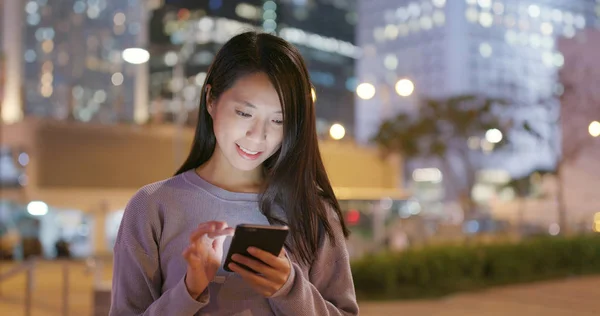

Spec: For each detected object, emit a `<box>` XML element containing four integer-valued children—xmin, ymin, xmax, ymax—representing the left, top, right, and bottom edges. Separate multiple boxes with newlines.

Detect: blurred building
<box><xmin>555</xmin><ymin>28</ymin><xmax>600</xmax><ymax>230</ymax></box>
<box><xmin>147</xmin><ymin>0</ymin><xmax>360</xmax><ymax>136</ymax></box>
<box><xmin>354</xmin><ymin>0</ymin><xmax>599</xmax><ymax>216</ymax></box>
<box><xmin>1</xmin><ymin>0</ymin><xmax>161</xmax><ymax>125</ymax></box>
<box><xmin>1</xmin><ymin>118</ymin><xmax>406</xmax><ymax>258</ymax></box>
<box><xmin>355</xmin><ymin>0</ymin><xmax>599</xmax><ymax>144</ymax></box>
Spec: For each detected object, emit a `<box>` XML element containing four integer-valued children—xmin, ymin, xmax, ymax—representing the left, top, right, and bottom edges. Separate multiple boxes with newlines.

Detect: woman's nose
<box><xmin>246</xmin><ymin>120</ymin><xmax>267</xmax><ymax>141</ymax></box>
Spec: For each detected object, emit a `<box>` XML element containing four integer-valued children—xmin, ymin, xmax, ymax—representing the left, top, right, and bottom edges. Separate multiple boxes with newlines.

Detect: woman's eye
<box><xmin>235</xmin><ymin>110</ymin><xmax>251</xmax><ymax>118</ymax></box>
<box><xmin>273</xmin><ymin>119</ymin><xmax>283</xmax><ymax>125</ymax></box>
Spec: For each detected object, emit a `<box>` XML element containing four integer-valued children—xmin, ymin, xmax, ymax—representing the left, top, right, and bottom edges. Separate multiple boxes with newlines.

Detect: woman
<box><xmin>109</xmin><ymin>31</ymin><xmax>358</xmax><ymax>315</ymax></box>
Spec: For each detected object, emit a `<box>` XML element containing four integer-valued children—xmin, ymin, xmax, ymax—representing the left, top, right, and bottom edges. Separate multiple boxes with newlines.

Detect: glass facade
<box><xmin>20</xmin><ymin>0</ymin><xmax>144</xmax><ymax>123</ymax></box>
<box><xmin>148</xmin><ymin>0</ymin><xmax>359</xmax><ymax>136</ymax></box>
<box><xmin>356</xmin><ymin>0</ymin><xmax>599</xmax><ymax>144</ymax></box>
<box><xmin>355</xmin><ymin>0</ymin><xmax>599</xmax><ymax>216</ymax></box>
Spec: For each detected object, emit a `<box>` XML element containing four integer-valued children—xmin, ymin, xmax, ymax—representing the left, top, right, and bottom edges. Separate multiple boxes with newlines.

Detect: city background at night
<box><xmin>2</xmin><ymin>0</ymin><xmax>600</xmax><ymax>315</ymax></box>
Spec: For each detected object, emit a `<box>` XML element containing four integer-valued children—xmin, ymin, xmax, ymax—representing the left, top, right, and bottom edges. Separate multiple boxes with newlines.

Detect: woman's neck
<box><xmin>195</xmin><ymin>150</ymin><xmax>264</xmax><ymax>194</ymax></box>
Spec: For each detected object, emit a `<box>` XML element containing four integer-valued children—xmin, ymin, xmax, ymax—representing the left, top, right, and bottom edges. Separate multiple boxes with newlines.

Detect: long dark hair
<box><xmin>175</xmin><ymin>31</ymin><xmax>349</xmax><ymax>265</ymax></box>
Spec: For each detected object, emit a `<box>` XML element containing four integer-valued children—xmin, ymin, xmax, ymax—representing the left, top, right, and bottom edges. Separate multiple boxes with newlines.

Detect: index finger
<box><xmin>190</xmin><ymin>221</ymin><xmax>229</xmax><ymax>242</ymax></box>
<box><xmin>207</xmin><ymin>227</ymin><xmax>235</xmax><ymax>239</ymax></box>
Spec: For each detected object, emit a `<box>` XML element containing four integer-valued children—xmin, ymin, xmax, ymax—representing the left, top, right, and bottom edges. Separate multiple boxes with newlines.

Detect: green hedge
<box><xmin>351</xmin><ymin>235</ymin><xmax>600</xmax><ymax>300</ymax></box>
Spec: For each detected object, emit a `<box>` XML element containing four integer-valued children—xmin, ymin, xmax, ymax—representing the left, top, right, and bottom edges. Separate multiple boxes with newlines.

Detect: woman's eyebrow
<box><xmin>237</xmin><ymin>99</ymin><xmax>282</xmax><ymax>114</ymax></box>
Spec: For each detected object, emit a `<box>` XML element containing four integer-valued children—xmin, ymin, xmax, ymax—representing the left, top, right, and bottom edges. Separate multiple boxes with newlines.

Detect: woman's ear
<box><xmin>205</xmin><ymin>85</ymin><xmax>214</xmax><ymax>116</ymax></box>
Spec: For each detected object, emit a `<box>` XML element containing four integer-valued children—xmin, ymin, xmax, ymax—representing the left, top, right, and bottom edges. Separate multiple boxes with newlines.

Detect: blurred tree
<box><xmin>372</xmin><ymin>95</ymin><xmax>536</xmax><ymax>218</ymax></box>
<box><xmin>504</xmin><ymin>175</ymin><xmax>531</xmax><ymax>229</ymax></box>
<box><xmin>501</xmin><ymin>169</ymin><xmax>555</xmax><ymax>232</ymax></box>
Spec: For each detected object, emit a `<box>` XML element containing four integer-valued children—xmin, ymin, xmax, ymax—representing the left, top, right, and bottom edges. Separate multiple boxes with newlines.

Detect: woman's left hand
<box><xmin>228</xmin><ymin>247</ymin><xmax>291</xmax><ymax>297</ymax></box>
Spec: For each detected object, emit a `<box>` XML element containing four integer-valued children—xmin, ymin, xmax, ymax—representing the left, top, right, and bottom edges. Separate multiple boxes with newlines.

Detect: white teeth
<box><xmin>239</xmin><ymin>145</ymin><xmax>259</xmax><ymax>155</ymax></box>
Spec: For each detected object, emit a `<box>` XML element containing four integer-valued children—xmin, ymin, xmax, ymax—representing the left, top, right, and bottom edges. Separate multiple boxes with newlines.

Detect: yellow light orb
<box><xmin>356</xmin><ymin>83</ymin><xmax>376</xmax><ymax>100</ymax></box>
<box><xmin>329</xmin><ymin>123</ymin><xmax>346</xmax><ymax>140</ymax></box>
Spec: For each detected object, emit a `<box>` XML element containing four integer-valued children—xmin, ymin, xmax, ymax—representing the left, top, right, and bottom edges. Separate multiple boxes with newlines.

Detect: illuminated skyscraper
<box><xmin>149</xmin><ymin>0</ymin><xmax>360</xmax><ymax>136</ymax></box>
<box><xmin>355</xmin><ymin>0</ymin><xmax>599</xmax><ymax>212</ymax></box>
<box><xmin>1</xmin><ymin>0</ymin><xmax>155</xmax><ymax>124</ymax></box>
<box><xmin>355</xmin><ymin>0</ymin><xmax>599</xmax><ymax>145</ymax></box>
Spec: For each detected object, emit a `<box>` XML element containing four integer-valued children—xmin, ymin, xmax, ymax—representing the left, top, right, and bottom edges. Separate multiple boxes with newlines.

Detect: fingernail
<box><xmin>247</xmin><ymin>247</ymin><xmax>256</xmax><ymax>253</ymax></box>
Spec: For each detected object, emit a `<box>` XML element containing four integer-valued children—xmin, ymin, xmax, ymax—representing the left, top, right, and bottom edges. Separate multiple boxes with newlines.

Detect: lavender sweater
<box><xmin>109</xmin><ymin>170</ymin><xmax>359</xmax><ymax>316</ymax></box>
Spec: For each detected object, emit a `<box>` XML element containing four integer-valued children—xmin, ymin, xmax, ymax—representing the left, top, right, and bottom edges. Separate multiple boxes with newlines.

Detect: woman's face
<box><xmin>207</xmin><ymin>72</ymin><xmax>284</xmax><ymax>172</ymax></box>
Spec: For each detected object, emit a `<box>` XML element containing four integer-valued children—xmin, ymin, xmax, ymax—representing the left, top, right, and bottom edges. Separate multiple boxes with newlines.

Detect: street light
<box><xmin>121</xmin><ymin>47</ymin><xmax>150</xmax><ymax>124</ymax></box>
<box><xmin>485</xmin><ymin>128</ymin><xmax>503</xmax><ymax>144</ymax></box>
<box><xmin>395</xmin><ymin>78</ymin><xmax>414</xmax><ymax>97</ymax></box>
<box><xmin>330</xmin><ymin>123</ymin><xmax>346</xmax><ymax>140</ymax></box>
<box><xmin>27</xmin><ymin>201</ymin><xmax>48</xmax><ymax>216</ymax></box>
<box><xmin>357</xmin><ymin>79</ymin><xmax>416</xmax><ymax>100</ymax></box>
<box><xmin>356</xmin><ymin>83</ymin><xmax>376</xmax><ymax>100</ymax></box>
<box><xmin>589</xmin><ymin>121</ymin><xmax>600</xmax><ymax>137</ymax></box>
<box><xmin>122</xmin><ymin>48</ymin><xmax>150</xmax><ymax>64</ymax></box>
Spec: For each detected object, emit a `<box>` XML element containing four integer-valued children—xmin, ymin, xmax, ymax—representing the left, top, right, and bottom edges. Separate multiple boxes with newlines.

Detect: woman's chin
<box><xmin>230</xmin><ymin>159</ymin><xmax>264</xmax><ymax>172</ymax></box>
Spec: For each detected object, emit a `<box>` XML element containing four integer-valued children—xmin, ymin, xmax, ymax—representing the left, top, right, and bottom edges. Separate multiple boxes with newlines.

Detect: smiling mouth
<box><xmin>237</xmin><ymin>144</ymin><xmax>261</xmax><ymax>155</ymax></box>
<box><xmin>236</xmin><ymin>144</ymin><xmax>263</xmax><ymax>160</ymax></box>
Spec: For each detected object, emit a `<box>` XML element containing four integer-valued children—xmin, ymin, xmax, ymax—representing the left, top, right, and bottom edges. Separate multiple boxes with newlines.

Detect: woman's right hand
<box><xmin>182</xmin><ymin>221</ymin><xmax>234</xmax><ymax>298</ymax></box>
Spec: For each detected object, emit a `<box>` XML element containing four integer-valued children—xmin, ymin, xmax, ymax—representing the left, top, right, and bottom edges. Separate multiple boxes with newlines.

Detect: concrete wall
<box><xmin>319</xmin><ymin>139</ymin><xmax>400</xmax><ymax>190</ymax></box>
<box><xmin>2</xmin><ymin>118</ymin><xmax>403</xmax><ymax>194</ymax></box>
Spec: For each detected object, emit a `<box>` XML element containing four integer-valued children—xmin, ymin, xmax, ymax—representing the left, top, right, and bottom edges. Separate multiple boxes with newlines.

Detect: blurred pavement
<box><xmin>359</xmin><ymin>275</ymin><xmax>600</xmax><ymax>316</ymax></box>
<box><xmin>1</xmin><ymin>261</ymin><xmax>600</xmax><ymax>316</ymax></box>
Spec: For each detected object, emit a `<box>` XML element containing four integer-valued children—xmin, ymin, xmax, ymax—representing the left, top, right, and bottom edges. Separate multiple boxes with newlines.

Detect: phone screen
<box><xmin>223</xmin><ymin>224</ymin><xmax>289</xmax><ymax>273</ymax></box>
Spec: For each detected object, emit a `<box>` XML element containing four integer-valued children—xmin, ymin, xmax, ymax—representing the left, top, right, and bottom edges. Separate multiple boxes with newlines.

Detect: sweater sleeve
<box><xmin>267</xmin><ymin>211</ymin><xmax>359</xmax><ymax>315</ymax></box>
<box><xmin>108</xmin><ymin>189</ymin><xmax>210</xmax><ymax>316</ymax></box>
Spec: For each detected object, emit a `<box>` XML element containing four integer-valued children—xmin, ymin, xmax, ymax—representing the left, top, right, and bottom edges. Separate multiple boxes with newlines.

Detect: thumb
<box><xmin>279</xmin><ymin>248</ymin><xmax>287</xmax><ymax>258</ymax></box>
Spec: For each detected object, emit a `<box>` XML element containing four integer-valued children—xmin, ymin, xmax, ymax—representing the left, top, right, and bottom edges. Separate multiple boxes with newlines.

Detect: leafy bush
<box><xmin>351</xmin><ymin>235</ymin><xmax>600</xmax><ymax>300</ymax></box>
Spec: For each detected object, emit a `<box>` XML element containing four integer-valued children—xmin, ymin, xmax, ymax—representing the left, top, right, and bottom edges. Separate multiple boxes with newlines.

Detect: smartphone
<box><xmin>223</xmin><ymin>224</ymin><xmax>289</xmax><ymax>273</ymax></box>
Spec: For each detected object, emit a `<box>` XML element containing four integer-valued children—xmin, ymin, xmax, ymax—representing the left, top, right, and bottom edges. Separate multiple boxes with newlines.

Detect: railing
<box><xmin>0</xmin><ymin>258</ymin><xmax>39</xmax><ymax>316</ymax></box>
<box><xmin>0</xmin><ymin>256</ymin><xmax>109</xmax><ymax>316</ymax></box>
